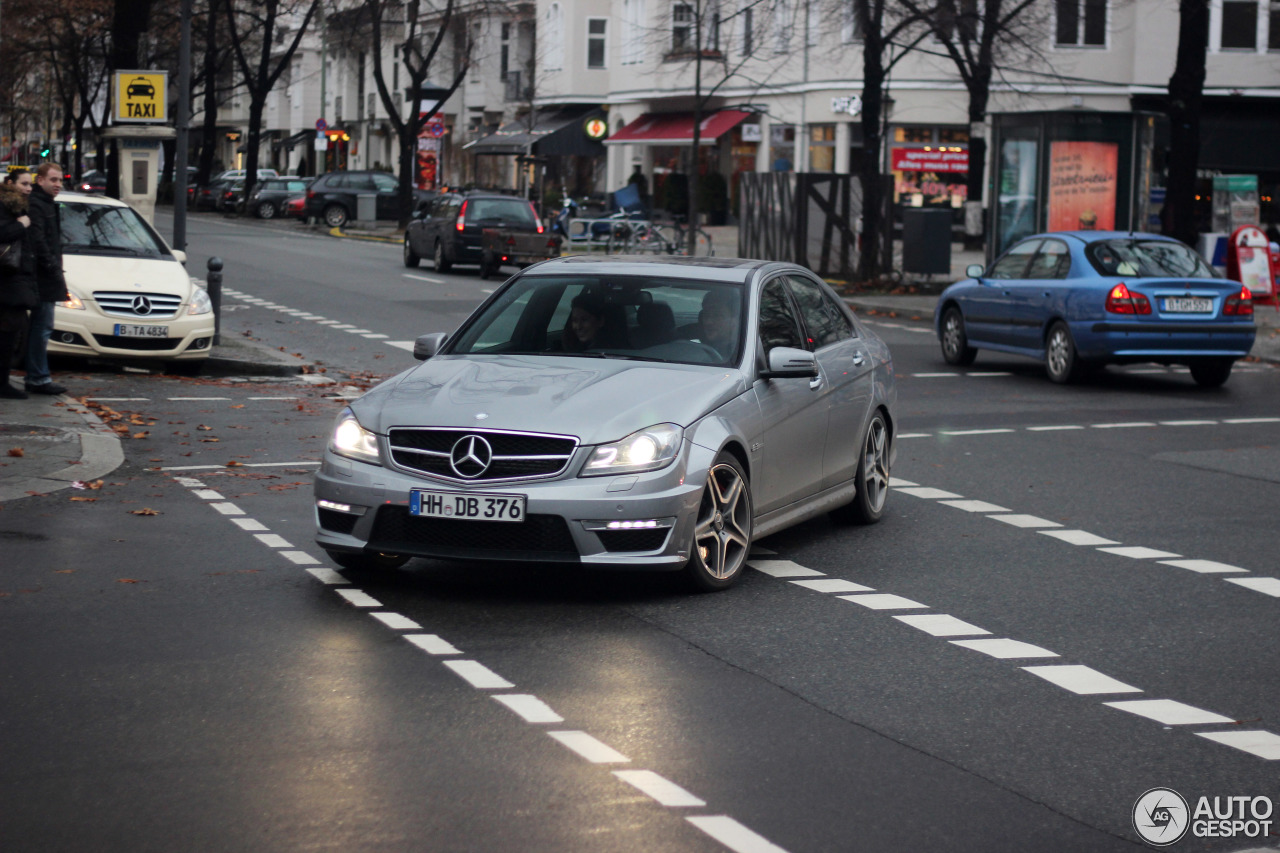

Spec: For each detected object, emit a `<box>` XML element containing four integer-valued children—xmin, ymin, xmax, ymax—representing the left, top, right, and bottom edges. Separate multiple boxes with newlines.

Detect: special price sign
<box><xmin>891</xmin><ymin>147</ymin><xmax>969</xmax><ymax>173</ymax></box>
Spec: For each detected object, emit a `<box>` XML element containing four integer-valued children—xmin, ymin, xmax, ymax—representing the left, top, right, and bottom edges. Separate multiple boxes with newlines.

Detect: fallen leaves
<box><xmin>116</xmin><ymin>578</ymin><xmax>145</xmax><ymax>584</ymax></box>
<box><xmin>7</xmin><ymin>448</ymin><xmax>23</xmax><ymax>458</ymax></box>
<box><xmin>226</xmin><ymin>460</ymin><xmax>245</xmax><ymax>467</ymax></box>
<box><xmin>129</xmin><ymin>508</ymin><xmax>161</xmax><ymax>516</ymax></box>
<box><xmin>71</xmin><ymin>479</ymin><xmax>104</xmax><ymax>490</ymax></box>
<box><xmin>68</xmin><ymin>496</ymin><xmax>97</xmax><ymax>502</ymax></box>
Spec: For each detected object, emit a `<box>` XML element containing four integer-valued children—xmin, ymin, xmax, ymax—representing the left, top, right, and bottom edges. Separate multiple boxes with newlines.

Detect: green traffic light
<box><xmin>40</xmin><ymin>148</ymin><xmax>50</xmax><ymax>157</ymax></box>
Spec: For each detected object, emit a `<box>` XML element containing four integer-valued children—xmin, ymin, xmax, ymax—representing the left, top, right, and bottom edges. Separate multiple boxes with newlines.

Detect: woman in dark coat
<box><xmin>0</xmin><ymin>170</ymin><xmax>39</xmax><ymax>399</ymax></box>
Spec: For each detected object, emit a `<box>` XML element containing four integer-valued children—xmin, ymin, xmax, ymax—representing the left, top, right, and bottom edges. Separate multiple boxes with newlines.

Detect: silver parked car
<box><xmin>314</xmin><ymin>256</ymin><xmax>897</xmax><ymax>590</ymax></box>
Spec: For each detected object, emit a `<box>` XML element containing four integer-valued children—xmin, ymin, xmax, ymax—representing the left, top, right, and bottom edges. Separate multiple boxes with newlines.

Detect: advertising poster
<box><xmin>1047</xmin><ymin>141</ymin><xmax>1118</xmax><ymax>231</ymax></box>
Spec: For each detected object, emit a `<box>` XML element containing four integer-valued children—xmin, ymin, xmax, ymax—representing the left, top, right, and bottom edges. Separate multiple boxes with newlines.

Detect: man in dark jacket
<box><xmin>24</xmin><ymin>162</ymin><xmax>69</xmax><ymax>395</ymax></box>
<box><xmin>0</xmin><ymin>170</ymin><xmax>39</xmax><ymax>398</ymax></box>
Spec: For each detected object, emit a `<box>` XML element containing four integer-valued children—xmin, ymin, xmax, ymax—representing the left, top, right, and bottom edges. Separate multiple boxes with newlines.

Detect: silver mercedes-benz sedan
<box><xmin>314</xmin><ymin>256</ymin><xmax>897</xmax><ymax>590</ymax></box>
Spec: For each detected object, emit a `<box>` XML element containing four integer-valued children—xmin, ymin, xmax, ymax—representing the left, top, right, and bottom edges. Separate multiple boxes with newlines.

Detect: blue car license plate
<box><xmin>409</xmin><ymin>489</ymin><xmax>525</xmax><ymax>522</ymax></box>
<box><xmin>1162</xmin><ymin>297</ymin><xmax>1212</xmax><ymax>313</ymax></box>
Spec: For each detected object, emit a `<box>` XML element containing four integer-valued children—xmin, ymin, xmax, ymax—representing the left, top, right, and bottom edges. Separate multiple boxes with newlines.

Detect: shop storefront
<box><xmin>889</xmin><ymin>125</ymin><xmax>970</xmax><ymax>221</ymax></box>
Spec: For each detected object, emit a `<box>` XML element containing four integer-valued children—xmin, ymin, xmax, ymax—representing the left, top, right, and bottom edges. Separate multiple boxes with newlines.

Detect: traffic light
<box><xmin>40</xmin><ymin>146</ymin><xmax>51</xmax><ymax>158</ymax></box>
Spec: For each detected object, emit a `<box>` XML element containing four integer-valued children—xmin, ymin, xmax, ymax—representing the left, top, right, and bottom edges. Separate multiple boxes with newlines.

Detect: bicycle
<box><xmin>608</xmin><ymin>215</ymin><xmax>714</xmax><ymax>257</ymax></box>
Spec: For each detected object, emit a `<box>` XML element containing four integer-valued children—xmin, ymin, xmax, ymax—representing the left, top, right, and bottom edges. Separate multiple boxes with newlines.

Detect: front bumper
<box><xmin>49</xmin><ymin>308</ymin><xmax>216</xmax><ymax>360</ymax></box>
<box><xmin>314</xmin><ymin>441</ymin><xmax>715</xmax><ymax>569</ymax></box>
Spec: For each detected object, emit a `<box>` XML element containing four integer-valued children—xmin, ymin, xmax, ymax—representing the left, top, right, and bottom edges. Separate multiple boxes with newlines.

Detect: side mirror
<box><xmin>172</xmin><ymin>249</ymin><xmax>188</xmax><ymax>265</ymax></box>
<box><xmin>966</xmin><ymin>263</ymin><xmax>985</xmax><ymax>279</ymax></box>
<box><xmin>413</xmin><ymin>332</ymin><xmax>448</xmax><ymax>361</ymax></box>
<box><xmin>410</xmin><ymin>208</ymin><xmax>425</xmax><ymax>220</ymax></box>
<box><xmin>759</xmin><ymin>346</ymin><xmax>819</xmax><ymax>379</ymax></box>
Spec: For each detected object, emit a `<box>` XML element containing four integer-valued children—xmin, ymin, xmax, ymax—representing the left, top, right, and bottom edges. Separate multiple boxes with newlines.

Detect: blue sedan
<box><xmin>934</xmin><ymin>231</ymin><xmax>1257</xmax><ymax>386</ymax></box>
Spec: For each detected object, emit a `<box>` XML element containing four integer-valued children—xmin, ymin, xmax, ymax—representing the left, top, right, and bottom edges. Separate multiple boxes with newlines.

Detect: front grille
<box><xmin>93</xmin><ymin>291</ymin><xmax>184</xmax><ymax>318</ymax></box>
<box><xmin>369</xmin><ymin>506</ymin><xmax>579</xmax><ymax>562</ymax></box>
<box><xmin>597</xmin><ymin>528</ymin><xmax>671</xmax><ymax>553</ymax></box>
<box><xmin>318</xmin><ymin>508</ymin><xmax>359</xmax><ymax>534</ymax></box>
<box><xmin>89</xmin><ymin>334</ymin><xmax>183</xmax><ymax>351</ymax></box>
<box><xmin>388</xmin><ymin>428</ymin><xmax>577</xmax><ymax>483</ymax></box>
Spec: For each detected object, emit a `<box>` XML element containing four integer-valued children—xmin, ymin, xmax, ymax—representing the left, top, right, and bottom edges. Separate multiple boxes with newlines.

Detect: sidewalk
<box><xmin>0</xmin><ymin>335</ymin><xmax>310</xmax><ymax>504</ymax></box>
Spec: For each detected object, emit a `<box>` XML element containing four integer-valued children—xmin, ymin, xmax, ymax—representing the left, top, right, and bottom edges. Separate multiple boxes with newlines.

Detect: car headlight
<box><xmin>328</xmin><ymin>408</ymin><xmax>381</xmax><ymax>465</ymax></box>
<box><xmin>58</xmin><ymin>293</ymin><xmax>85</xmax><ymax>310</ymax></box>
<box><xmin>187</xmin><ymin>287</ymin><xmax>213</xmax><ymax>315</ymax></box>
<box><xmin>581</xmin><ymin>424</ymin><xmax>683</xmax><ymax>476</ymax></box>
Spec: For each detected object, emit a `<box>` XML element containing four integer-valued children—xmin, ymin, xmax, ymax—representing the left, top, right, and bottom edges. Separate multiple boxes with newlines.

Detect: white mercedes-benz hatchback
<box><xmin>49</xmin><ymin>192</ymin><xmax>215</xmax><ymax>369</ymax></box>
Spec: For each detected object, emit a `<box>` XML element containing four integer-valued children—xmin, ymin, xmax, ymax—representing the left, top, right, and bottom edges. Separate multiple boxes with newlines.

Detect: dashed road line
<box><xmin>548</xmin><ymin>731</ymin><xmax>630</xmax><ymax>764</ymax></box>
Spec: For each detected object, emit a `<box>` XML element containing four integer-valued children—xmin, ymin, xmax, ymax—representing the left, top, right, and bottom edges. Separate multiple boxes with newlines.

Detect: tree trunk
<box><xmin>1162</xmin><ymin>0</ymin><xmax>1208</xmax><ymax>247</ymax></box>
<box><xmin>397</xmin><ymin>126</ymin><xmax>417</xmax><ymax>229</ymax></box>
<box><xmin>858</xmin><ymin>41</ymin><xmax>887</xmax><ymax>281</ymax></box>
<box><xmin>243</xmin><ymin>96</ymin><xmax>266</xmax><ymax>204</ymax></box>
<box><xmin>963</xmin><ymin>81</ymin><xmax>989</xmax><ymax>250</ymax></box>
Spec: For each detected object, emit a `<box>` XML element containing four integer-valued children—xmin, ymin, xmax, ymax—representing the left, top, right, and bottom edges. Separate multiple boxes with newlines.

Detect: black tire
<box><xmin>1044</xmin><ymin>321</ymin><xmax>1085</xmax><ymax>384</ymax></box>
<box><xmin>1189</xmin><ymin>358</ymin><xmax>1234</xmax><ymax>388</ymax></box>
<box><xmin>324</xmin><ymin>549</ymin><xmax>410</xmax><ymax>572</ymax></box>
<box><xmin>256</xmin><ymin>201</ymin><xmax>276</xmax><ymax>219</ymax></box>
<box><xmin>684</xmin><ymin>453</ymin><xmax>753</xmax><ymax>592</ymax></box>
<box><xmin>323</xmin><ymin>204</ymin><xmax>348</xmax><ymax>228</ymax></box>
<box><xmin>403</xmin><ymin>236</ymin><xmax>421</xmax><ymax>268</ymax></box>
<box><xmin>433</xmin><ymin>240</ymin><xmax>452</xmax><ymax>273</ymax></box>
<box><xmin>479</xmin><ymin>250</ymin><xmax>495</xmax><ymax>280</ymax></box>
<box><xmin>940</xmin><ymin>306</ymin><xmax>977</xmax><ymax>366</ymax></box>
<box><xmin>831</xmin><ymin>411</ymin><xmax>890</xmax><ymax>525</ymax></box>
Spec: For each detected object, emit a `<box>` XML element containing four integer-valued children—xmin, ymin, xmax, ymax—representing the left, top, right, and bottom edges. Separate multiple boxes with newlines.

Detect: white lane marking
<box><xmin>941</xmin><ymin>428</ymin><xmax>1015</xmax><ymax>436</ymax></box>
<box><xmin>161</xmin><ymin>461</ymin><xmax>321</xmax><ymax>471</ymax></box>
<box><xmin>903</xmin><ymin>328</ymin><xmax>933</xmax><ymax>334</ymax></box>
<box><xmin>1026</xmin><ymin>425</ymin><xmax>1084</xmax><ymax>431</ymax></box>
<box><xmin>686</xmin><ymin>816</ymin><xmax>790</xmax><ymax>853</ymax></box>
<box><xmin>386</xmin><ymin>341</ymin><xmax>416</xmax><ymax>351</ymax></box>
<box><xmin>1039</xmin><ymin>529</ymin><xmax>1120</xmax><ymax>546</ymax></box>
<box><xmin>172</xmin><ymin>477</ymin><xmax>206</xmax><ymax>488</ymax></box>
<box><xmin>280</xmin><ymin>551</ymin><xmax>321</xmax><ymax>565</ymax></box>
<box><xmin>330</xmin><ymin>324</ymin><xmax>355</xmax><ymax>330</ymax></box>
<box><xmin>790</xmin><ymin>578</ymin><xmax>875</xmax><ymax>594</ymax></box>
<box><xmin>966</xmin><ymin>371</ymin><xmax>1012</xmax><ymax>377</ymax></box>
<box><xmin>403</xmin><ymin>273</ymin><xmax>445</xmax><ymax>283</ymax></box>
<box><xmin>1160</xmin><ymin>420</ymin><xmax>1218</xmax><ymax>426</ymax></box>
<box><xmin>838</xmin><ymin>593</ymin><xmax>928</xmax><ymax>610</ymax></box>
<box><xmin>1091</xmin><ymin>422</ymin><xmax>1157</xmax><ymax>429</ymax></box>
<box><xmin>371</xmin><ymin>612</ymin><xmax>423</xmax><ymax>631</ymax></box>
<box><xmin>896</xmin><ymin>487</ymin><xmax>963</xmax><ymax>499</ymax></box>
<box><xmin>344</xmin><ymin>328</ymin><xmax>372</xmax><ymax>334</ymax></box>
<box><xmin>1097</xmin><ymin>546</ymin><xmax>1181</xmax><ymax>559</ymax></box>
<box><xmin>910</xmin><ymin>372</ymin><xmax>960</xmax><ymax>378</ymax></box>
<box><xmin>547</xmin><ymin>731</ymin><xmax>630</xmax><ymax>764</ymax></box>
<box><xmin>893</xmin><ymin>614</ymin><xmax>991</xmax><ymax>637</ymax></box>
<box><xmin>613</xmin><ymin>770</ymin><xmax>706</xmax><ymax>807</ymax></box>
<box><xmin>950</xmin><ymin>638</ymin><xmax>1059</xmax><ymax>659</ymax></box>
<box><xmin>1225</xmin><ymin>577</ymin><xmax>1280</xmax><ymax>597</ymax></box>
<box><xmin>748</xmin><ymin>560</ymin><xmax>825</xmax><ymax>578</ymax></box>
<box><xmin>316</xmin><ymin>319</ymin><xmax>341</xmax><ymax>325</ymax></box>
<box><xmin>231</xmin><ymin>518</ymin><xmax>269</xmax><ymax>531</ymax></box>
<box><xmin>335</xmin><ymin>589</ymin><xmax>382</xmax><ymax>608</ymax></box>
<box><xmin>405</xmin><ymin>634</ymin><xmax>461</xmax><ymax>655</ymax></box>
<box><xmin>1103</xmin><ymin>699</ymin><xmax>1235</xmax><ymax>726</ymax></box>
<box><xmin>1022</xmin><ymin>665</ymin><xmax>1143</xmax><ymax>695</ymax></box>
<box><xmin>209</xmin><ymin>502</ymin><xmax>244</xmax><ymax>516</ymax></box>
<box><xmin>988</xmin><ymin>514</ymin><xmax>1062</xmax><ymax>529</ymax></box>
<box><xmin>362</xmin><ymin>333</ymin><xmax>389</xmax><ymax>339</ymax></box>
<box><xmin>1223</xmin><ymin>417</ymin><xmax>1280</xmax><ymax>424</ymax></box>
<box><xmin>939</xmin><ymin>499</ymin><xmax>1011</xmax><ymax>513</ymax></box>
<box><xmin>168</xmin><ymin>396</ymin><xmax>231</xmax><ymax>401</ymax></box>
<box><xmin>1158</xmin><ymin>559</ymin><xmax>1248</xmax><ymax>574</ymax></box>
<box><xmin>306</xmin><ymin>568</ymin><xmax>348</xmax><ymax>584</ymax></box>
<box><xmin>191</xmin><ymin>489</ymin><xmax>225</xmax><ymax>500</ymax></box>
<box><xmin>248</xmin><ymin>396</ymin><xmax>299</xmax><ymax>401</ymax></box>
<box><xmin>85</xmin><ymin>396</ymin><xmax>150</xmax><ymax>401</ymax></box>
<box><xmin>1194</xmin><ymin>730</ymin><xmax>1280</xmax><ymax>760</ymax></box>
<box><xmin>444</xmin><ymin>660</ymin><xmax>514</xmax><ymax>689</ymax></box>
<box><xmin>888</xmin><ymin>478</ymin><xmax>917</xmax><ymax>487</ymax></box>
<box><xmin>493</xmin><ymin>694</ymin><xmax>564</xmax><ymax>724</ymax></box>
<box><xmin>253</xmin><ymin>533</ymin><xmax>293</xmax><ymax>548</ymax></box>
<box><xmin>896</xmin><ymin>433</ymin><xmax>933</xmax><ymax>439</ymax></box>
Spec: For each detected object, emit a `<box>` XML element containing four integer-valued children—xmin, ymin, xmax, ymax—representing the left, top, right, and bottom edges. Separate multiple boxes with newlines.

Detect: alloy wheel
<box><xmin>692</xmin><ymin>460</ymin><xmax>752</xmax><ymax>582</ymax></box>
<box><xmin>861</xmin><ymin>416</ymin><xmax>889</xmax><ymax>515</ymax></box>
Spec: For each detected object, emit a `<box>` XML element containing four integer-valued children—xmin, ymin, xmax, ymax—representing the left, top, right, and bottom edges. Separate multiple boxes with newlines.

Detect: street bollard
<box><xmin>207</xmin><ymin>256</ymin><xmax>223</xmax><ymax>345</ymax></box>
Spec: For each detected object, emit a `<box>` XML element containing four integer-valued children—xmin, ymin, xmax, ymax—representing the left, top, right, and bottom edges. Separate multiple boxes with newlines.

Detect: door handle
<box><xmin>852</xmin><ymin>351</ymin><xmax>865</xmax><ymax>367</ymax></box>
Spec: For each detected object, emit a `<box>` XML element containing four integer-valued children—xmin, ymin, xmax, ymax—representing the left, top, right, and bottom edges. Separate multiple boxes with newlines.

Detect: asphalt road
<box><xmin>2</xmin><ymin>211</ymin><xmax>1278</xmax><ymax>853</ymax></box>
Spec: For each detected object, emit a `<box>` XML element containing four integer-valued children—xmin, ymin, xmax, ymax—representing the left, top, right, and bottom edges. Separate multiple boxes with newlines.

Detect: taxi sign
<box><xmin>114</xmin><ymin>71</ymin><xmax>167</xmax><ymax>123</ymax></box>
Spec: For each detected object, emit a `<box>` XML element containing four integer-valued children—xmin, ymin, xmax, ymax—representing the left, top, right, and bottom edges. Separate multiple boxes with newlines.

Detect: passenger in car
<box><xmin>697</xmin><ymin>290</ymin><xmax>740</xmax><ymax>359</ymax></box>
<box><xmin>558</xmin><ymin>293</ymin><xmax>629</xmax><ymax>351</ymax></box>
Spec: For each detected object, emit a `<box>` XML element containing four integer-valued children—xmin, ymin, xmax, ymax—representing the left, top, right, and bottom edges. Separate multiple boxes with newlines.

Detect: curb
<box><xmin>330</xmin><ymin>225</ymin><xmax>402</xmax><ymax>244</ymax></box>
<box><xmin>0</xmin><ymin>395</ymin><xmax>125</xmax><ymax>503</ymax></box>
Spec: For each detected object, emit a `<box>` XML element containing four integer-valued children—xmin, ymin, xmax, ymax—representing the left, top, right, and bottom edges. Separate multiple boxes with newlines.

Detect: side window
<box><xmin>373</xmin><ymin>173</ymin><xmax>398</xmax><ymax>192</ymax></box>
<box><xmin>757</xmin><ymin>278</ymin><xmax>805</xmax><ymax>356</ymax></box>
<box><xmin>786</xmin><ymin>276</ymin><xmax>853</xmax><ymax>348</ymax></box>
<box><xmin>1025</xmin><ymin>239</ymin><xmax>1071</xmax><ymax>280</ymax></box>
<box><xmin>987</xmin><ymin>240</ymin><xmax>1041</xmax><ymax>279</ymax></box>
<box><xmin>327</xmin><ymin>174</ymin><xmax>348</xmax><ymax>189</ymax></box>
<box><xmin>348</xmin><ymin>174</ymin><xmax>377</xmax><ymax>191</ymax></box>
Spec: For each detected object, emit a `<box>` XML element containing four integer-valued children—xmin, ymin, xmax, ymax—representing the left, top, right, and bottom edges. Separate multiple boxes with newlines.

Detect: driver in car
<box><xmin>697</xmin><ymin>290</ymin><xmax>739</xmax><ymax>360</ymax></box>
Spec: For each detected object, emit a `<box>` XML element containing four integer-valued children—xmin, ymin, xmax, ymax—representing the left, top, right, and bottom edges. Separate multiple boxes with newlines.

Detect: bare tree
<box><xmin>224</xmin><ymin>0</ymin><xmax>321</xmax><ymax>200</ymax></box>
<box><xmin>1161</xmin><ymin>0</ymin><xmax>1208</xmax><ymax>246</ymax></box>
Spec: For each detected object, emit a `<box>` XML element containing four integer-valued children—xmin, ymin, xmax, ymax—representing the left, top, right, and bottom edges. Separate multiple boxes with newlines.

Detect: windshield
<box><xmin>1085</xmin><ymin>239</ymin><xmax>1216</xmax><ymax>278</ymax></box>
<box><xmin>449</xmin><ymin>274</ymin><xmax>745</xmax><ymax>367</ymax></box>
<box><xmin>60</xmin><ymin>202</ymin><xmax>169</xmax><ymax>258</ymax></box>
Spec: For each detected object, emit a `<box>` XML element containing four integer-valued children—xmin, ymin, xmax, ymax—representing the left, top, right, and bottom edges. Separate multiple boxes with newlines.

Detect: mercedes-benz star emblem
<box><xmin>131</xmin><ymin>296</ymin><xmax>153</xmax><ymax>316</ymax></box>
<box><xmin>450</xmin><ymin>435</ymin><xmax>493</xmax><ymax>478</ymax></box>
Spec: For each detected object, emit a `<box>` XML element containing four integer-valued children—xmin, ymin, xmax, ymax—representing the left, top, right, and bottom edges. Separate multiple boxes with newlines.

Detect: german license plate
<box><xmin>114</xmin><ymin>323</ymin><xmax>170</xmax><ymax>338</ymax></box>
<box><xmin>409</xmin><ymin>489</ymin><xmax>525</xmax><ymax>522</ymax></box>
<box><xmin>1162</xmin><ymin>298</ymin><xmax>1212</xmax><ymax>313</ymax></box>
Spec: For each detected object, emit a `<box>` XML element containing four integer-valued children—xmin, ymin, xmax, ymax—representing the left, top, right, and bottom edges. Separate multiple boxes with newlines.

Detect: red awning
<box><xmin>604</xmin><ymin>110</ymin><xmax>753</xmax><ymax>146</ymax></box>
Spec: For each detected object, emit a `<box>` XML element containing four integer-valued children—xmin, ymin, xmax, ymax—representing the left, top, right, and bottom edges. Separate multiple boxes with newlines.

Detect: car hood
<box><xmin>63</xmin><ymin>255</ymin><xmax>193</xmax><ymax>298</ymax></box>
<box><xmin>353</xmin><ymin>355</ymin><xmax>748</xmax><ymax>445</ymax></box>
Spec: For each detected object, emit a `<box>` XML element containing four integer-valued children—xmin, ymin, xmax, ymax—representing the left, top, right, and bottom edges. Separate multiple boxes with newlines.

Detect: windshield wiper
<box><xmin>66</xmin><ymin>244</ymin><xmax>145</xmax><ymax>255</ymax></box>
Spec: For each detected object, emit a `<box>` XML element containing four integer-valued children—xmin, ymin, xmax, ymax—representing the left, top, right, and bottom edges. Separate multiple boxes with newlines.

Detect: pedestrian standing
<box><xmin>23</xmin><ymin>162</ymin><xmax>69</xmax><ymax>396</ymax></box>
<box><xmin>0</xmin><ymin>169</ymin><xmax>39</xmax><ymax>398</ymax></box>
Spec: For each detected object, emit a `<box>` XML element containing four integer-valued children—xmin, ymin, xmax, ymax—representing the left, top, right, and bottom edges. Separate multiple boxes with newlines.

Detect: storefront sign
<box><xmin>891</xmin><ymin>147</ymin><xmax>969</xmax><ymax>173</ymax></box>
<box><xmin>832</xmin><ymin>95</ymin><xmax>862</xmax><ymax>117</ymax></box>
<box><xmin>584</xmin><ymin>117</ymin><xmax>608</xmax><ymax>140</ymax></box>
<box><xmin>740</xmin><ymin>124</ymin><xmax>762</xmax><ymax>142</ymax></box>
<box><xmin>1047</xmin><ymin>141</ymin><xmax>1118</xmax><ymax>231</ymax></box>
